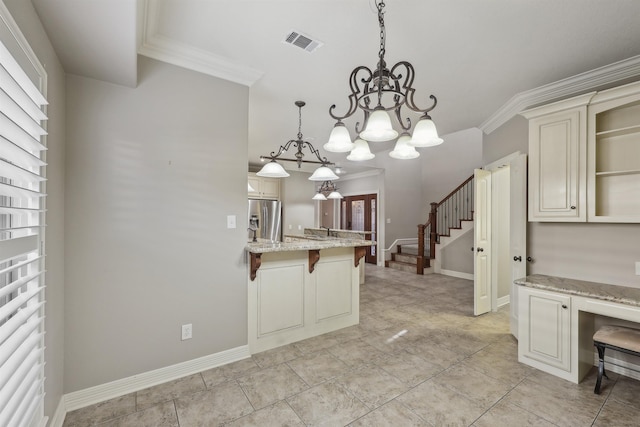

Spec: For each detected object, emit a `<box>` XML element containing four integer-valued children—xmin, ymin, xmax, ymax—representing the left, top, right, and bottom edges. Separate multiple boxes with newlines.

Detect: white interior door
<box><xmin>510</xmin><ymin>154</ymin><xmax>528</xmax><ymax>337</ymax></box>
<box><xmin>474</xmin><ymin>168</ymin><xmax>492</xmax><ymax>316</ymax></box>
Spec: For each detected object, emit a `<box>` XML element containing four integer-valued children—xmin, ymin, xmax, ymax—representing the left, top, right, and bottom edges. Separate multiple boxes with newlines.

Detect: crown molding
<box><xmin>480</xmin><ymin>55</ymin><xmax>640</xmax><ymax>134</ymax></box>
<box><xmin>138</xmin><ymin>0</ymin><xmax>263</xmax><ymax>87</ymax></box>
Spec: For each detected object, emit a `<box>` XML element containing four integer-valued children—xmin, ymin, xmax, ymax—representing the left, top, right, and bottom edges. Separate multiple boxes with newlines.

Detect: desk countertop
<box><xmin>515</xmin><ymin>274</ymin><xmax>640</xmax><ymax>308</ymax></box>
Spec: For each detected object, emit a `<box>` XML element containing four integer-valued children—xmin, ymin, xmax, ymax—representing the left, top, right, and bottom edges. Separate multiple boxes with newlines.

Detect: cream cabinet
<box><xmin>522</xmin><ymin>81</ymin><xmax>640</xmax><ymax>223</ymax></box>
<box><xmin>248</xmin><ymin>173</ymin><xmax>280</xmax><ymax>200</ymax></box>
<box><xmin>587</xmin><ymin>81</ymin><xmax>640</xmax><ymax>222</ymax></box>
<box><xmin>248</xmin><ymin>247</ymin><xmax>359</xmax><ymax>354</ymax></box>
<box><xmin>521</xmin><ymin>94</ymin><xmax>593</xmax><ymax>222</ymax></box>
<box><xmin>518</xmin><ymin>287</ymin><xmax>572</xmax><ymax>378</ymax></box>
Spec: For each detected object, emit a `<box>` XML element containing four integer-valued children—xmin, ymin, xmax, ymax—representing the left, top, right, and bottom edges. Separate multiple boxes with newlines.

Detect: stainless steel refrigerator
<box><xmin>248</xmin><ymin>199</ymin><xmax>282</xmax><ymax>242</ymax></box>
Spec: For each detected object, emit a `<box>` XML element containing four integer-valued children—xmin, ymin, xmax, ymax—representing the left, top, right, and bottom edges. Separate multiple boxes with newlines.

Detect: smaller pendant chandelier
<box><xmin>325</xmin><ymin>0</ymin><xmax>443</xmax><ymax>159</ymax></box>
<box><xmin>312</xmin><ymin>180</ymin><xmax>343</xmax><ymax>200</ymax></box>
<box><xmin>258</xmin><ymin>101</ymin><xmax>339</xmax><ymax>181</ymax></box>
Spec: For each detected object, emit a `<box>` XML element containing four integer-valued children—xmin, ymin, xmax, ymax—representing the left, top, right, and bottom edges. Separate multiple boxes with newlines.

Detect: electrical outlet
<box><xmin>226</xmin><ymin>215</ymin><xmax>236</xmax><ymax>229</ymax></box>
<box><xmin>181</xmin><ymin>323</ymin><xmax>192</xmax><ymax>340</ymax></box>
<box><xmin>636</xmin><ymin>262</ymin><xmax>640</xmax><ymax>276</ymax></box>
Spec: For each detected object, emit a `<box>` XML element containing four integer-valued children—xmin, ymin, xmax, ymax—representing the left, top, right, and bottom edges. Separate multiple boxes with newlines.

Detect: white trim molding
<box><xmin>480</xmin><ymin>55</ymin><xmax>640</xmax><ymax>134</ymax></box>
<box><xmin>64</xmin><ymin>345</ymin><xmax>250</xmax><ymax>413</ymax></box>
<box><xmin>439</xmin><ymin>269</ymin><xmax>473</xmax><ymax>281</ymax></box>
<box><xmin>139</xmin><ymin>0</ymin><xmax>263</xmax><ymax>86</ymax></box>
<box><xmin>47</xmin><ymin>397</ymin><xmax>66</xmax><ymax>427</ymax></box>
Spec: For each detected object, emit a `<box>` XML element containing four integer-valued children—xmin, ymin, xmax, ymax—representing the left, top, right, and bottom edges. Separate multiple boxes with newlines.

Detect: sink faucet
<box><xmin>248</xmin><ymin>227</ymin><xmax>257</xmax><ymax>242</ymax></box>
<box><xmin>321</xmin><ymin>226</ymin><xmax>331</xmax><ymax>236</ymax></box>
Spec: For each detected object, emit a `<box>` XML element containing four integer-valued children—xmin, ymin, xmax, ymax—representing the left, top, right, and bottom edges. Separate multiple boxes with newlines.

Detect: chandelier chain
<box><xmin>377</xmin><ymin>1</ymin><xmax>386</xmax><ymax>61</ymax></box>
<box><xmin>297</xmin><ymin>103</ymin><xmax>303</xmax><ymax>140</ymax></box>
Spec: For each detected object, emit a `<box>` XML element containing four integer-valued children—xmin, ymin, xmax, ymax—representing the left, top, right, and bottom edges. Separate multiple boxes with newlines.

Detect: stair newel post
<box><xmin>429</xmin><ymin>202</ymin><xmax>438</xmax><ymax>260</ymax></box>
<box><xmin>417</xmin><ymin>224</ymin><xmax>425</xmax><ymax>275</ymax></box>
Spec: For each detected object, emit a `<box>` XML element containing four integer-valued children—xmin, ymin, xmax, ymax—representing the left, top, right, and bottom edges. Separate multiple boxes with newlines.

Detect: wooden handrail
<box><xmin>436</xmin><ymin>174</ymin><xmax>474</xmax><ymax>208</ymax></box>
<box><xmin>415</xmin><ymin>174</ymin><xmax>474</xmax><ymax>275</ymax></box>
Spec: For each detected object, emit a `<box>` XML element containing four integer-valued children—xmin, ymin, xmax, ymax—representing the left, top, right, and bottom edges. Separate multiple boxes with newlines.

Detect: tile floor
<box><xmin>63</xmin><ymin>265</ymin><xmax>640</xmax><ymax>426</ymax></box>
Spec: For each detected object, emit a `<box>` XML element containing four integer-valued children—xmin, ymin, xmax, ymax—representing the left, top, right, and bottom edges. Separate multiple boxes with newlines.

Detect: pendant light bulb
<box><xmin>389</xmin><ymin>133</ymin><xmax>420</xmax><ymax>159</ymax></box>
<box><xmin>409</xmin><ymin>116</ymin><xmax>443</xmax><ymax>147</ymax></box>
<box><xmin>256</xmin><ymin>160</ymin><xmax>290</xmax><ymax>178</ymax></box>
<box><xmin>347</xmin><ymin>138</ymin><xmax>375</xmax><ymax>161</ymax></box>
<box><xmin>324</xmin><ymin>122</ymin><xmax>354</xmax><ymax>153</ymax></box>
<box><xmin>359</xmin><ymin>107</ymin><xmax>398</xmax><ymax>142</ymax></box>
<box><xmin>309</xmin><ymin>166</ymin><xmax>339</xmax><ymax>181</ymax></box>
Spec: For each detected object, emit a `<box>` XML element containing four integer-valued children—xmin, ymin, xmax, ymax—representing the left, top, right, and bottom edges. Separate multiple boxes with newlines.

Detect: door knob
<box><xmin>476</xmin><ymin>247</ymin><xmax>484</xmax><ymax>252</ymax></box>
<box><xmin>513</xmin><ymin>256</ymin><xmax>522</xmax><ymax>262</ymax></box>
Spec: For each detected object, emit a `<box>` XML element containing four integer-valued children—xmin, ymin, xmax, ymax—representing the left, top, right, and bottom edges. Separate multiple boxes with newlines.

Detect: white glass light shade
<box><xmin>389</xmin><ymin>133</ymin><xmax>420</xmax><ymax>159</ymax></box>
<box><xmin>256</xmin><ymin>160</ymin><xmax>290</xmax><ymax>177</ymax></box>
<box><xmin>409</xmin><ymin>117</ymin><xmax>443</xmax><ymax>147</ymax></box>
<box><xmin>327</xmin><ymin>191</ymin><xmax>343</xmax><ymax>199</ymax></box>
<box><xmin>309</xmin><ymin>166</ymin><xmax>339</xmax><ymax>181</ymax></box>
<box><xmin>248</xmin><ymin>182</ymin><xmax>256</xmax><ymax>192</ymax></box>
<box><xmin>359</xmin><ymin>107</ymin><xmax>398</xmax><ymax>142</ymax></box>
<box><xmin>312</xmin><ymin>192</ymin><xmax>327</xmax><ymax>201</ymax></box>
<box><xmin>324</xmin><ymin>122</ymin><xmax>354</xmax><ymax>153</ymax></box>
<box><xmin>347</xmin><ymin>138</ymin><xmax>375</xmax><ymax>161</ymax></box>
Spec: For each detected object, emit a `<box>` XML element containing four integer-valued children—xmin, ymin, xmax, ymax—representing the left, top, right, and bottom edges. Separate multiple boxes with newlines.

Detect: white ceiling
<box><xmin>31</xmin><ymin>0</ymin><xmax>640</xmax><ymax>176</ymax></box>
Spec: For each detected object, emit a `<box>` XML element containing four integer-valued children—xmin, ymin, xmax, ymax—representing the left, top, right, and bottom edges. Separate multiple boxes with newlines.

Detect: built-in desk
<box><xmin>516</xmin><ymin>275</ymin><xmax>640</xmax><ymax>383</ymax></box>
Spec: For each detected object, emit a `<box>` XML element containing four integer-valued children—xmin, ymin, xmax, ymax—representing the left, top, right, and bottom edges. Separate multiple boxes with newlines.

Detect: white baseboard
<box><xmin>63</xmin><ymin>345</ymin><xmax>250</xmax><ymax>413</ymax></box>
<box><xmin>439</xmin><ymin>269</ymin><xmax>473</xmax><ymax>281</ymax></box>
<box><xmin>497</xmin><ymin>295</ymin><xmax>510</xmax><ymax>308</ymax></box>
<box><xmin>48</xmin><ymin>396</ymin><xmax>66</xmax><ymax>427</ymax></box>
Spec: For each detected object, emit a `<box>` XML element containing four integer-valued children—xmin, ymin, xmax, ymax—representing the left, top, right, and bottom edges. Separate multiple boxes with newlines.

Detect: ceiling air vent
<box><xmin>283</xmin><ymin>30</ymin><xmax>323</xmax><ymax>53</ymax></box>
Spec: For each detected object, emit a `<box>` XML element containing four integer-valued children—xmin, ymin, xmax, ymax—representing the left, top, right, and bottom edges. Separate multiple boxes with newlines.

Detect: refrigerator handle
<box><xmin>262</xmin><ymin>204</ymin><xmax>267</xmax><ymax>235</ymax></box>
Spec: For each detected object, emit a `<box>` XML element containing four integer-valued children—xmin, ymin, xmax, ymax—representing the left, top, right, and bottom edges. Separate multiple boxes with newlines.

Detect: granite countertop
<box><xmin>515</xmin><ymin>274</ymin><xmax>640</xmax><ymax>308</ymax></box>
<box><xmin>246</xmin><ymin>235</ymin><xmax>375</xmax><ymax>254</ymax></box>
<box><xmin>305</xmin><ymin>227</ymin><xmax>373</xmax><ymax>237</ymax></box>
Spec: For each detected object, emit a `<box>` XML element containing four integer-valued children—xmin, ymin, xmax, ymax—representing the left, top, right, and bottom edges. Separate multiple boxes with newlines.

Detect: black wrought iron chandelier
<box><xmin>257</xmin><ymin>101</ymin><xmax>338</xmax><ymax>181</ymax></box>
<box><xmin>312</xmin><ymin>181</ymin><xmax>343</xmax><ymax>201</ymax></box>
<box><xmin>324</xmin><ymin>0</ymin><xmax>443</xmax><ymax>160</ymax></box>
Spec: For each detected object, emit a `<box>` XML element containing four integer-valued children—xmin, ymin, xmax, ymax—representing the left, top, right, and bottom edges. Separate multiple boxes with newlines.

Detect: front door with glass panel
<box><xmin>341</xmin><ymin>194</ymin><xmax>377</xmax><ymax>264</ymax></box>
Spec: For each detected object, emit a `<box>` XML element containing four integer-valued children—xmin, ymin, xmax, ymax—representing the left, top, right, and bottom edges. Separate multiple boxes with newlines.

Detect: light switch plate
<box><xmin>636</xmin><ymin>262</ymin><xmax>640</xmax><ymax>275</ymax></box>
<box><xmin>227</xmin><ymin>215</ymin><xmax>236</xmax><ymax>229</ymax></box>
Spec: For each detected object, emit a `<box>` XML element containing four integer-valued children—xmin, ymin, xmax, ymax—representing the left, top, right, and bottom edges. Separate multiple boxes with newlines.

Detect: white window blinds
<box><xmin>0</xmin><ymin>21</ymin><xmax>48</xmax><ymax>427</ymax></box>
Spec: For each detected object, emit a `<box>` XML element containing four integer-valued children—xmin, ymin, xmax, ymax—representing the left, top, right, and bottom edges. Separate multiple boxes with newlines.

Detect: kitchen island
<box><xmin>245</xmin><ymin>236</ymin><xmax>375</xmax><ymax>354</ymax></box>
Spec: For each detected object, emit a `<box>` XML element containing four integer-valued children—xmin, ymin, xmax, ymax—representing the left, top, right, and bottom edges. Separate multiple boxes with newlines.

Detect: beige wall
<box><xmin>64</xmin><ymin>57</ymin><xmax>249</xmax><ymax>392</ymax></box>
<box><xmin>484</xmin><ymin>114</ymin><xmax>640</xmax><ymax>288</ymax></box>
<box><xmin>4</xmin><ymin>0</ymin><xmax>67</xmax><ymax>418</ymax></box>
<box><xmin>441</xmin><ymin>231</ymin><xmax>474</xmax><ymax>274</ymax></box>
<box><xmin>281</xmin><ymin>170</ymin><xmax>316</xmax><ymax>234</ymax></box>
<box><xmin>421</xmin><ymin>128</ymin><xmax>483</xmax><ymax>209</ymax></box>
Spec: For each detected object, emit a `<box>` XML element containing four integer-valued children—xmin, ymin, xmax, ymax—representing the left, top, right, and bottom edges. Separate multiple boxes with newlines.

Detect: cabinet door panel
<box><xmin>523</xmin><ymin>290</ymin><xmax>571</xmax><ymax>371</ymax></box>
<box><xmin>257</xmin><ymin>265</ymin><xmax>305</xmax><ymax>336</ymax></box>
<box><xmin>261</xmin><ymin>178</ymin><xmax>280</xmax><ymax>199</ymax></box>
<box><xmin>528</xmin><ymin>108</ymin><xmax>586</xmax><ymax>221</ymax></box>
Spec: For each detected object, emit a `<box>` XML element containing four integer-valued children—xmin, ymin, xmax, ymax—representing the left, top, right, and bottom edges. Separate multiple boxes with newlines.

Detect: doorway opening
<box><xmin>341</xmin><ymin>194</ymin><xmax>377</xmax><ymax>264</ymax></box>
<box><xmin>473</xmin><ymin>152</ymin><xmax>527</xmax><ymax>337</ymax></box>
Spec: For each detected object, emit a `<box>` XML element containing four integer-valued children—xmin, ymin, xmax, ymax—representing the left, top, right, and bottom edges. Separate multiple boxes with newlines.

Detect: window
<box><xmin>0</xmin><ymin>5</ymin><xmax>48</xmax><ymax>426</ymax></box>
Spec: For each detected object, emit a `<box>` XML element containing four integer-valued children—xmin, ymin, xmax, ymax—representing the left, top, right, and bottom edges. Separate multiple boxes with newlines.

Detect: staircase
<box><xmin>385</xmin><ymin>243</ymin><xmax>431</xmax><ymax>273</ymax></box>
<box><xmin>386</xmin><ymin>175</ymin><xmax>474</xmax><ymax>275</ymax></box>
